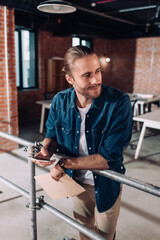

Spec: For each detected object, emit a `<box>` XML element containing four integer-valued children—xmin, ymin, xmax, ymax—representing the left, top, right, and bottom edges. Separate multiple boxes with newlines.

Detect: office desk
<box><xmin>129</xmin><ymin>93</ymin><xmax>160</xmax><ymax>116</ymax></box>
<box><xmin>136</xmin><ymin>96</ymin><xmax>160</xmax><ymax>115</ymax></box>
<box><xmin>36</xmin><ymin>100</ymin><xmax>52</xmax><ymax>133</ymax></box>
<box><xmin>129</xmin><ymin>94</ymin><xmax>160</xmax><ymax>130</ymax></box>
<box><xmin>133</xmin><ymin>110</ymin><xmax>160</xmax><ymax>159</ymax></box>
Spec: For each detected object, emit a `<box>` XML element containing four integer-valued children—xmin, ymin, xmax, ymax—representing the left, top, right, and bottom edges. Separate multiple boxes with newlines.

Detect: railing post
<box><xmin>28</xmin><ymin>144</ymin><xmax>37</xmax><ymax>240</ymax></box>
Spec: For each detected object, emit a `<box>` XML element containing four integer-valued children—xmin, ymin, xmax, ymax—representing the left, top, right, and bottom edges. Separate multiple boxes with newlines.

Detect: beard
<box><xmin>76</xmin><ymin>83</ymin><xmax>102</xmax><ymax>100</ymax></box>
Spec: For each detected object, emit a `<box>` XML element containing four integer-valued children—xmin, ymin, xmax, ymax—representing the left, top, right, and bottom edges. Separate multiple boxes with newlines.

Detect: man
<box><xmin>34</xmin><ymin>45</ymin><xmax>132</xmax><ymax>240</ymax></box>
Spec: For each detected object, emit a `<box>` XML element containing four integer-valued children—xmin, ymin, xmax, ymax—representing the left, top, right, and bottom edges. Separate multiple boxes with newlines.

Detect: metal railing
<box><xmin>0</xmin><ymin>176</ymin><xmax>104</xmax><ymax>240</ymax></box>
<box><xmin>0</xmin><ymin>131</ymin><xmax>160</xmax><ymax>240</ymax></box>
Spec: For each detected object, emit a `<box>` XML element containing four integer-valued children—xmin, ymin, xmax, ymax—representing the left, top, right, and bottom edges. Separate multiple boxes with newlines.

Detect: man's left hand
<box><xmin>50</xmin><ymin>164</ymin><xmax>65</xmax><ymax>181</ymax></box>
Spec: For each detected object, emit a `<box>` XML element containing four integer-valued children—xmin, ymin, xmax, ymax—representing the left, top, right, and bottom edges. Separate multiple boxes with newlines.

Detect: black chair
<box><xmin>128</xmin><ymin>98</ymin><xmax>138</xmax><ymax>150</ymax></box>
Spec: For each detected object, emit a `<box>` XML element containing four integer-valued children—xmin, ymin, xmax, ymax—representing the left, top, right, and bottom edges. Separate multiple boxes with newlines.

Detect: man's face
<box><xmin>68</xmin><ymin>54</ymin><xmax>102</xmax><ymax>102</ymax></box>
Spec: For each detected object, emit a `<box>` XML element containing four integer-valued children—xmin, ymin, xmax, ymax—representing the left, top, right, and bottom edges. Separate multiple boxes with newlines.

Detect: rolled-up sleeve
<box><xmin>99</xmin><ymin>94</ymin><xmax>132</xmax><ymax>170</ymax></box>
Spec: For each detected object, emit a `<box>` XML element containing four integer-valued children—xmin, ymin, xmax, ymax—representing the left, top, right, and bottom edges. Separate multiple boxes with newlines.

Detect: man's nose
<box><xmin>90</xmin><ymin>75</ymin><xmax>98</xmax><ymax>84</ymax></box>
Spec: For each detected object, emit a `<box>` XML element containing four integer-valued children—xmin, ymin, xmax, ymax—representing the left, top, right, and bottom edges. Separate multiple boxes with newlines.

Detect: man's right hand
<box><xmin>32</xmin><ymin>147</ymin><xmax>54</xmax><ymax>167</ymax></box>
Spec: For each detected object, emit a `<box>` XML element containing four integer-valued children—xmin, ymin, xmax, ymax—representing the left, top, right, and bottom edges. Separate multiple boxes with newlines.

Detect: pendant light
<box><xmin>37</xmin><ymin>0</ymin><xmax>77</xmax><ymax>14</ymax></box>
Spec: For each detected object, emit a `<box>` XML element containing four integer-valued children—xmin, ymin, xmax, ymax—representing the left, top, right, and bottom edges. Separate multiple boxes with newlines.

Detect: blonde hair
<box><xmin>62</xmin><ymin>45</ymin><xmax>94</xmax><ymax>76</ymax></box>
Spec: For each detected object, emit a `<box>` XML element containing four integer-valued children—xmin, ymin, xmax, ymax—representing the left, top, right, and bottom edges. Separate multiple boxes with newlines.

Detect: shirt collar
<box><xmin>68</xmin><ymin>88</ymin><xmax>77</xmax><ymax>109</ymax></box>
<box><xmin>68</xmin><ymin>85</ymin><xmax>104</xmax><ymax>110</ymax></box>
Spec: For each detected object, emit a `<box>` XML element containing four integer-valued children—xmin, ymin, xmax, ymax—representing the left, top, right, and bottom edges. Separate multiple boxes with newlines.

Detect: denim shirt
<box><xmin>46</xmin><ymin>85</ymin><xmax>132</xmax><ymax>213</ymax></box>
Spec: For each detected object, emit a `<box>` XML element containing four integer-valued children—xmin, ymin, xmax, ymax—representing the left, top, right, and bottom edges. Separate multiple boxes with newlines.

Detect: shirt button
<box><xmin>121</xmin><ymin>166</ymin><xmax>123</xmax><ymax>170</ymax></box>
<box><xmin>94</xmin><ymin>176</ymin><xmax>97</xmax><ymax>179</ymax></box>
<box><xmin>86</xmin><ymin>130</ymin><xmax>89</xmax><ymax>133</ymax></box>
<box><xmin>77</xmin><ymin>131</ymin><xmax>79</xmax><ymax>134</ymax></box>
<box><xmin>78</xmin><ymin>115</ymin><xmax>80</xmax><ymax>118</ymax></box>
<box><xmin>75</xmin><ymin>146</ymin><xmax>78</xmax><ymax>149</ymax></box>
<box><xmin>89</xmin><ymin>147</ymin><xmax>92</xmax><ymax>150</ymax></box>
<box><xmin>62</xmin><ymin>127</ymin><xmax>64</xmax><ymax>130</ymax></box>
<box><xmin>95</xmin><ymin>191</ymin><xmax>97</xmax><ymax>194</ymax></box>
<box><xmin>87</xmin><ymin>115</ymin><xmax>89</xmax><ymax>117</ymax></box>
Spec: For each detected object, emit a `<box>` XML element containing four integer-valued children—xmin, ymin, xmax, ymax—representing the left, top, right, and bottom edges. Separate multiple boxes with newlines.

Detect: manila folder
<box><xmin>34</xmin><ymin>173</ymin><xmax>85</xmax><ymax>200</ymax></box>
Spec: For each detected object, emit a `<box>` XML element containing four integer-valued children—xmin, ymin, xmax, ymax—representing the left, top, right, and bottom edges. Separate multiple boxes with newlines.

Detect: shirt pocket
<box><xmin>55</xmin><ymin>121</ymin><xmax>71</xmax><ymax>146</ymax></box>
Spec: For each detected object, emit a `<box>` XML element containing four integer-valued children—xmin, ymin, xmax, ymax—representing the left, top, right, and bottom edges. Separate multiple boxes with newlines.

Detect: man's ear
<box><xmin>65</xmin><ymin>74</ymin><xmax>74</xmax><ymax>85</ymax></box>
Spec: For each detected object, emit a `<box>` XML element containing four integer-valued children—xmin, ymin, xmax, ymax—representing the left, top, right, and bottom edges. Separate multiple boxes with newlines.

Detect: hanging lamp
<box><xmin>37</xmin><ymin>0</ymin><xmax>77</xmax><ymax>14</ymax></box>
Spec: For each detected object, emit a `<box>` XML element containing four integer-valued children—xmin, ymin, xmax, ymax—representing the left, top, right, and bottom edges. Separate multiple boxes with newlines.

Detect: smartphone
<box><xmin>28</xmin><ymin>154</ymin><xmax>63</xmax><ymax>166</ymax></box>
<box><xmin>29</xmin><ymin>153</ymin><xmax>70</xmax><ymax>165</ymax></box>
<box><xmin>29</xmin><ymin>157</ymin><xmax>51</xmax><ymax>163</ymax></box>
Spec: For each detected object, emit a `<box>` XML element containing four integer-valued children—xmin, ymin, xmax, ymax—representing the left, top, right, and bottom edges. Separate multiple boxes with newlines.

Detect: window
<box><xmin>15</xmin><ymin>29</ymin><xmax>37</xmax><ymax>89</ymax></box>
<box><xmin>72</xmin><ymin>36</ymin><xmax>92</xmax><ymax>49</ymax></box>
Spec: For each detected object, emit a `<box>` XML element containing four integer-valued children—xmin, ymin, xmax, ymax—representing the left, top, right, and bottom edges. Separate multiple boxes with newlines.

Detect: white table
<box><xmin>36</xmin><ymin>100</ymin><xmax>52</xmax><ymax>133</ymax></box>
<box><xmin>136</xmin><ymin>96</ymin><xmax>160</xmax><ymax>115</ymax></box>
<box><xmin>129</xmin><ymin>93</ymin><xmax>160</xmax><ymax>116</ymax></box>
<box><xmin>133</xmin><ymin>110</ymin><xmax>160</xmax><ymax>159</ymax></box>
<box><xmin>129</xmin><ymin>93</ymin><xmax>160</xmax><ymax>130</ymax></box>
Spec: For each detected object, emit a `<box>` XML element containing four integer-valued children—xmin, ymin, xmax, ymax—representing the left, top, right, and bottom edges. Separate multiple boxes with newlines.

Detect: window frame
<box><xmin>72</xmin><ymin>36</ymin><xmax>93</xmax><ymax>49</ymax></box>
<box><xmin>15</xmin><ymin>28</ymin><xmax>38</xmax><ymax>90</ymax></box>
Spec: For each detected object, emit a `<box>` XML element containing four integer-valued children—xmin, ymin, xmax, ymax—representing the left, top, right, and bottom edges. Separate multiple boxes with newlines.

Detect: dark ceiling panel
<box><xmin>0</xmin><ymin>0</ymin><xmax>160</xmax><ymax>38</ymax></box>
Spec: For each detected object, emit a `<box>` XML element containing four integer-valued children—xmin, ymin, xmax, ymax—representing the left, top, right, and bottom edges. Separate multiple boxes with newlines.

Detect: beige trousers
<box><xmin>72</xmin><ymin>183</ymin><xmax>122</xmax><ymax>240</ymax></box>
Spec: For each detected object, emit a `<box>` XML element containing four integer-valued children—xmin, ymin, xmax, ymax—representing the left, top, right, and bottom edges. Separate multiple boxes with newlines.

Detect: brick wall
<box><xmin>94</xmin><ymin>38</ymin><xmax>136</xmax><ymax>93</ymax></box>
<box><xmin>38</xmin><ymin>31</ymin><xmax>72</xmax><ymax>92</ymax></box>
<box><xmin>0</xmin><ymin>6</ymin><xmax>18</xmax><ymax>152</ymax></box>
<box><xmin>18</xmin><ymin>89</ymin><xmax>44</xmax><ymax>124</ymax></box>
<box><xmin>134</xmin><ymin>37</ymin><xmax>160</xmax><ymax>93</ymax></box>
<box><xmin>18</xmin><ymin>31</ymin><xmax>72</xmax><ymax>124</ymax></box>
<box><xmin>94</xmin><ymin>37</ymin><xmax>160</xmax><ymax>94</ymax></box>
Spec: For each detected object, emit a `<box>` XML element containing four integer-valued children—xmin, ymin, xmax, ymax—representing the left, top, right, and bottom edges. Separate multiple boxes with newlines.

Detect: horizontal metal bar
<box><xmin>93</xmin><ymin>170</ymin><xmax>160</xmax><ymax>198</ymax></box>
<box><xmin>42</xmin><ymin>202</ymin><xmax>106</xmax><ymax>240</ymax></box>
<box><xmin>75</xmin><ymin>4</ymin><xmax>136</xmax><ymax>26</ymax></box>
<box><xmin>119</xmin><ymin>5</ymin><xmax>157</xmax><ymax>13</ymax></box>
<box><xmin>0</xmin><ymin>176</ymin><xmax>29</xmax><ymax>199</ymax></box>
<box><xmin>0</xmin><ymin>131</ymin><xmax>32</xmax><ymax>147</ymax></box>
<box><xmin>1</xmin><ymin>131</ymin><xmax>160</xmax><ymax>198</ymax></box>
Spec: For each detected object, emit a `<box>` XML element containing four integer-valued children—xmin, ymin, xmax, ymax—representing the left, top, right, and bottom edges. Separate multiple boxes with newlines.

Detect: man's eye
<box><xmin>84</xmin><ymin>73</ymin><xmax>91</xmax><ymax>78</ymax></box>
<box><xmin>96</xmin><ymin>69</ymin><xmax>101</xmax><ymax>74</ymax></box>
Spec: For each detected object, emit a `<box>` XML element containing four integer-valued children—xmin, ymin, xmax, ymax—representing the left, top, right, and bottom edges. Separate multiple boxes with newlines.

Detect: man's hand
<box><xmin>32</xmin><ymin>147</ymin><xmax>54</xmax><ymax>167</ymax></box>
<box><xmin>50</xmin><ymin>164</ymin><xmax>65</xmax><ymax>181</ymax></box>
